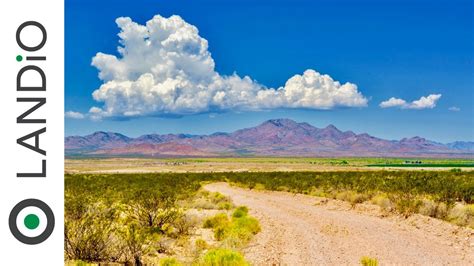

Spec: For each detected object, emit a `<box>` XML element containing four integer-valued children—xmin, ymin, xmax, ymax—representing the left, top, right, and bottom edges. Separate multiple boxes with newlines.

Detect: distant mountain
<box><xmin>65</xmin><ymin>118</ymin><xmax>474</xmax><ymax>158</ymax></box>
<box><xmin>446</xmin><ymin>141</ymin><xmax>474</xmax><ymax>151</ymax></box>
<box><xmin>65</xmin><ymin>131</ymin><xmax>131</xmax><ymax>150</ymax></box>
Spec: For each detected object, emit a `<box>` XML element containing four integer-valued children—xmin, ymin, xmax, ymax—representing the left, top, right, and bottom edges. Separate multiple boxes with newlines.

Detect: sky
<box><xmin>65</xmin><ymin>0</ymin><xmax>473</xmax><ymax>142</ymax></box>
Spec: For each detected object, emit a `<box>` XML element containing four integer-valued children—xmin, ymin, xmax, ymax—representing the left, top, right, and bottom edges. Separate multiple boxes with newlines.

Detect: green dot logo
<box><xmin>9</xmin><ymin>199</ymin><xmax>55</xmax><ymax>245</ymax></box>
<box><xmin>24</xmin><ymin>214</ymin><xmax>40</xmax><ymax>230</ymax></box>
<box><xmin>16</xmin><ymin>55</ymin><xmax>23</xmax><ymax>62</ymax></box>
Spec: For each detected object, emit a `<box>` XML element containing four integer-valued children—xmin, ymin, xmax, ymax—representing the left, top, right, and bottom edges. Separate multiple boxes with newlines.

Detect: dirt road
<box><xmin>204</xmin><ymin>183</ymin><xmax>474</xmax><ymax>265</ymax></box>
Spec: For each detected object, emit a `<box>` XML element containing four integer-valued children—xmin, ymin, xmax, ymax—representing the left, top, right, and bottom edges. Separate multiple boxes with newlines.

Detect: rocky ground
<box><xmin>205</xmin><ymin>183</ymin><xmax>474</xmax><ymax>265</ymax></box>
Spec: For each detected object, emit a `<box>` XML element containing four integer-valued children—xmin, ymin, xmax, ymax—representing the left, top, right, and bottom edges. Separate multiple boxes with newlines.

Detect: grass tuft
<box><xmin>199</xmin><ymin>248</ymin><xmax>249</xmax><ymax>266</ymax></box>
<box><xmin>360</xmin><ymin>256</ymin><xmax>379</xmax><ymax>266</ymax></box>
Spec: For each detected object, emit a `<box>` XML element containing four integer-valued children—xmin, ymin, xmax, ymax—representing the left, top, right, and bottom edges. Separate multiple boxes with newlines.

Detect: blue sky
<box><xmin>65</xmin><ymin>0</ymin><xmax>473</xmax><ymax>142</ymax></box>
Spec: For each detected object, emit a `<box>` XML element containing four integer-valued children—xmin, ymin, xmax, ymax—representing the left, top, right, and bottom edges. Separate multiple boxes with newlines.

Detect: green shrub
<box><xmin>214</xmin><ymin>225</ymin><xmax>231</xmax><ymax>241</ymax></box>
<box><xmin>203</xmin><ymin>209</ymin><xmax>260</xmax><ymax>245</ymax></box>
<box><xmin>64</xmin><ymin>203</ymin><xmax>119</xmax><ymax>262</ymax></box>
<box><xmin>232</xmin><ymin>206</ymin><xmax>249</xmax><ymax>218</ymax></box>
<box><xmin>218</xmin><ymin>202</ymin><xmax>233</xmax><ymax>210</ymax></box>
<box><xmin>192</xmin><ymin>198</ymin><xmax>217</xmax><ymax>210</ymax></box>
<box><xmin>309</xmin><ymin>187</ymin><xmax>328</xmax><ymax>198</ymax></box>
<box><xmin>195</xmin><ymin>239</ymin><xmax>209</xmax><ymax>251</ymax></box>
<box><xmin>232</xmin><ymin>216</ymin><xmax>261</xmax><ymax>237</ymax></box>
<box><xmin>388</xmin><ymin>192</ymin><xmax>423</xmax><ymax>217</ymax></box>
<box><xmin>253</xmin><ymin>183</ymin><xmax>266</xmax><ymax>190</ymax></box>
<box><xmin>200</xmin><ymin>248</ymin><xmax>249</xmax><ymax>266</ymax></box>
<box><xmin>173</xmin><ymin>213</ymin><xmax>198</xmax><ymax>235</ymax></box>
<box><xmin>448</xmin><ymin>204</ymin><xmax>474</xmax><ymax>228</ymax></box>
<box><xmin>211</xmin><ymin>192</ymin><xmax>232</xmax><ymax>205</ymax></box>
<box><xmin>159</xmin><ymin>257</ymin><xmax>182</xmax><ymax>266</ymax></box>
<box><xmin>360</xmin><ymin>256</ymin><xmax>378</xmax><ymax>266</ymax></box>
<box><xmin>65</xmin><ymin>170</ymin><xmax>474</xmax><ymax>264</ymax></box>
<box><xmin>419</xmin><ymin>200</ymin><xmax>448</xmax><ymax>219</ymax></box>
<box><xmin>119</xmin><ymin>222</ymin><xmax>157</xmax><ymax>265</ymax></box>
<box><xmin>370</xmin><ymin>194</ymin><xmax>393</xmax><ymax>212</ymax></box>
<box><xmin>203</xmin><ymin>213</ymin><xmax>230</xmax><ymax>229</ymax></box>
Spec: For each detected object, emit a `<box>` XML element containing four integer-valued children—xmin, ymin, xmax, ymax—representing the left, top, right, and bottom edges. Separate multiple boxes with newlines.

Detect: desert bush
<box><xmin>360</xmin><ymin>256</ymin><xmax>379</xmax><ymax>266</ymax></box>
<box><xmin>173</xmin><ymin>212</ymin><xmax>199</xmax><ymax>235</ymax></box>
<box><xmin>64</xmin><ymin>202</ymin><xmax>120</xmax><ymax>262</ymax></box>
<box><xmin>218</xmin><ymin>202</ymin><xmax>233</xmax><ymax>210</ymax></box>
<box><xmin>199</xmin><ymin>248</ymin><xmax>249</xmax><ymax>266</ymax></box>
<box><xmin>195</xmin><ymin>239</ymin><xmax>209</xmax><ymax>251</ymax></box>
<box><xmin>174</xmin><ymin>235</ymin><xmax>191</xmax><ymax>248</ymax></box>
<box><xmin>335</xmin><ymin>191</ymin><xmax>351</xmax><ymax>201</ymax></box>
<box><xmin>309</xmin><ymin>187</ymin><xmax>328</xmax><ymax>198</ymax></box>
<box><xmin>65</xmin><ymin>170</ymin><xmax>474</xmax><ymax>264</ymax></box>
<box><xmin>128</xmin><ymin>189</ymin><xmax>179</xmax><ymax>229</ymax></box>
<box><xmin>204</xmin><ymin>209</ymin><xmax>260</xmax><ymax>245</ymax></box>
<box><xmin>191</xmin><ymin>191</ymin><xmax>216</xmax><ymax>209</ymax></box>
<box><xmin>203</xmin><ymin>213</ymin><xmax>230</xmax><ymax>229</ymax></box>
<box><xmin>448</xmin><ymin>204</ymin><xmax>474</xmax><ymax>228</ymax></box>
<box><xmin>253</xmin><ymin>183</ymin><xmax>266</xmax><ymax>190</ymax></box>
<box><xmin>190</xmin><ymin>191</ymin><xmax>234</xmax><ymax>210</ymax></box>
<box><xmin>230</xmin><ymin>216</ymin><xmax>261</xmax><ymax>243</ymax></box>
<box><xmin>65</xmin><ymin>173</ymin><xmax>205</xmax><ymax>264</ymax></box>
<box><xmin>210</xmin><ymin>192</ymin><xmax>230</xmax><ymax>205</ymax></box>
<box><xmin>370</xmin><ymin>194</ymin><xmax>394</xmax><ymax>212</ymax></box>
<box><xmin>349</xmin><ymin>192</ymin><xmax>370</xmax><ymax>205</ymax></box>
<box><xmin>192</xmin><ymin>197</ymin><xmax>217</xmax><ymax>210</ymax></box>
<box><xmin>389</xmin><ymin>194</ymin><xmax>422</xmax><ymax>217</ymax></box>
<box><xmin>335</xmin><ymin>191</ymin><xmax>369</xmax><ymax>207</ymax></box>
<box><xmin>119</xmin><ymin>222</ymin><xmax>159</xmax><ymax>266</ymax></box>
<box><xmin>155</xmin><ymin>236</ymin><xmax>173</xmax><ymax>254</ymax></box>
<box><xmin>232</xmin><ymin>206</ymin><xmax>249</xmax><ymax>218</ymax></box>
<box><xmin>159</xmin><ymin>257</ymin><xmax>182</xmax><ymax>266</ymax></box>
<box><xmin>419</xmin><ymin>200</ymin><xmax>448</xmax><ymax>219</ymax></box>
<box><xmin>214</xmin><ymin>225</ymin><xmax>231</xmax><ymax>241</ymax></box>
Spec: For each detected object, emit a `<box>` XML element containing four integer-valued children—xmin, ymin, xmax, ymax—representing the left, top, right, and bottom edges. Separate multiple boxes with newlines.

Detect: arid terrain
<box><xmin>205</xmin><ymin>183</ymin><xmax>474</xmax><ymax>265</ymax></box>
<box><xmin>65</xmin><ymin>158</ymin><xmax>474</xmax><ymax>265</ymax></box>
<box><xmin>65</xmin><ymin>157</ymin><xmax>474</xmax><ymax>173</ymax></box>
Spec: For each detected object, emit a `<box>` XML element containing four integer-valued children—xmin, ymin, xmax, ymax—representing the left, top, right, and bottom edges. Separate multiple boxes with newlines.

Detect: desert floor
<box><xmin>65</xmin><ymin>157</ymin><xmax>474</xmax><ymax>173</ymax></box>
<box><xmin>205</xmin><ymin>182</ymin><xmax>474</xmax><ymax>265</ymax></box>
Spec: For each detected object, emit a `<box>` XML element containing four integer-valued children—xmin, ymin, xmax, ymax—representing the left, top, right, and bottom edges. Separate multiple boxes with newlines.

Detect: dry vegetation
<box><xmin>65</xmin><ymin>157</ymin><xmax>474</xmax><ymax>265</ymax></box>
<box><xmin>65</xmin><ymin>157</ymin><xmax>474</xmax><ymax>173</ymax></box>
<box><xmin>65</xmin><ymin>174</ymin><xmax>260</xmax><ymax>265</ymax></box>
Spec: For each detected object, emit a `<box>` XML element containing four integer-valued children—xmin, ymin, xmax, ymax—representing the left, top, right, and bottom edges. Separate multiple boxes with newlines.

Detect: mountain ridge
<box><xmin>65</xmin><ymin>118</ymin><xmax>474</xmax><ymax>158</ymax></box>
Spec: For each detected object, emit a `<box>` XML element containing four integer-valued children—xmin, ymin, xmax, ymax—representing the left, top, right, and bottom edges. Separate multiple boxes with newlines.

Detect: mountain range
<box><xmin>65</xmin><ymin>118</ymin><xmax>474</xmax><ymax>158</ymax></box>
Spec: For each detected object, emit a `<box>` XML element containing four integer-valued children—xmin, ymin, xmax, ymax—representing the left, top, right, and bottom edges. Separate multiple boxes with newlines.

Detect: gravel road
<box><xmin>204</xmin><ymin>182</ymin><xmax>474</xmax><ymax>265</ymax></box>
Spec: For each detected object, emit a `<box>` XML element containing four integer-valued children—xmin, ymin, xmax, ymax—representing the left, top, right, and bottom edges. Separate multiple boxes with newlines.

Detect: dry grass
<box><xmin>65</xmin><ymin>158</ymin><xmax>473</xmax><ymax>173</ymax></box>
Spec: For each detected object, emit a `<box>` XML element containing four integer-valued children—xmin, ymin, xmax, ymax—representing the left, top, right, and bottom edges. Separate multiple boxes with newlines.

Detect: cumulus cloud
<box><xmin>448</xmin><ymin>106</ymin><xmax>460</xmax><ymax>112</ymax></box>
<box><xmin>65</xmin><ymin>111</ymin><xmax>85</xmax><ymax>119</ymax></box>
<box><xmin>379</xmin><ymin>94</ymin><xmax>441</xmax><ymax>109</ymax></box>
<box><xmin>379</xmin><ymin>97</ymin><xmax>407</xmax><ymax>108</ymax></box>
<box><xmin>79</xmin><ymin>14</ymin><xmax>368</xmax><ymax>119</ymax></box>
<box><xmin>409</xmin><ymin>94</ymin><xmax>442</xmax><ymax>109</ymax></box>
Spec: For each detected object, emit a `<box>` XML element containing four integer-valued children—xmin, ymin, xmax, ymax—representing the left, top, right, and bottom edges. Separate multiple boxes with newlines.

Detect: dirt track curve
<box><xmin>204</xmin><ymin>183</ymin><xmax>474</xmax><ymax>265</ymax></box>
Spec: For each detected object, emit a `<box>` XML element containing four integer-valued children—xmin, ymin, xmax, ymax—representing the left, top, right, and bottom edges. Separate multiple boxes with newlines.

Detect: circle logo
<box><xmin>9</xmin><ymin>199</ymin><xmax>55</xmax><ymax>245</ymax></box>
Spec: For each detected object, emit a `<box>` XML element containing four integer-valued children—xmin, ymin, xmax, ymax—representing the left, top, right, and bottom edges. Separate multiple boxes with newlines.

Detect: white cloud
<box><xmin>87</xmin><ymin>15</ymin><xmax>368</xmax><ymax>119</ymax></box>
<box><xmin>409</xmin><ymin>94</ymin><xmax>442</xmax><ymax>109</ymax></box>
<box><xmin>379</xmin><ymin>94</ymin><xmax>441</xmax><ymax>109</ymax></box>
<box><xmin>379</xmin><ymin>97</ymin><xmax>406</xmax><ymax>108</ymax></box>
<box><xmin>65</xmin><ymin>111</ymin><xmax>85</xmax><ymax>119</ymax></box>
<box><xmin>448</xmin><ymin>106</ymin><xmax>460</xmax><ymax>111</ymax></box>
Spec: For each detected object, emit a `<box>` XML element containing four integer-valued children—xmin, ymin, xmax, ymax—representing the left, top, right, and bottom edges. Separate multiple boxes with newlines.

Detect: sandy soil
<box><xmin>65</xmin><ymin>158</ymin><xmax>473</xmax><ymax>173</ymax></box>
<box><xmin>65</xmin><ymin>159</ymin><xmax>368</xmax><ymax>173</ymax></box>
<box><xmin>204</xmin><ymin>183</ymin><xmax>474</xmax><ymax>265</ymax></box>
